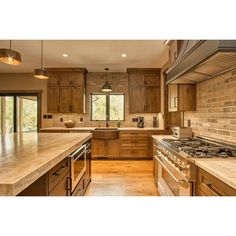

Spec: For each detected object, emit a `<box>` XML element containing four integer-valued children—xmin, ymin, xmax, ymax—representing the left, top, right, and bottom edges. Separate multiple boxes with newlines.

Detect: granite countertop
<box><xmin>152</xmin><ymin>135</ymin><xmax>174</xmax><ymax>141</ymax></box>
<box><xmin>0</xmin><ymin>132</ymin><xmax>92</xmax><ymax>196</ymax></box>
<box><xmin>195</xmin><ymin>159</ymin><xmax>236</xmax><ymax>190</ymax></box>
<box><xmin>40</xmin><ymin>127</ymin><xmax>164</xmax><ymax>131</ymax></box>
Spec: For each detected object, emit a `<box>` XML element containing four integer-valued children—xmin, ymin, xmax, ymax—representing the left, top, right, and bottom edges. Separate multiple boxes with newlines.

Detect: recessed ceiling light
<box><xmin>62</xmin><ymin>53</ymin><xmax>68</xmax><ymax>57</ymax></box>
<box><xmin>121</xmin><ymin>53</ymin><xmax>127</xmax><ymax>58</ymax></box>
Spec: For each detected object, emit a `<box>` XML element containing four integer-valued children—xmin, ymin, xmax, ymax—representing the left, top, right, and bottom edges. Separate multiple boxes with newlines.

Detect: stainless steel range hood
<box><xmin>166</xmin><ymin>40</ymin><xmax>236</xmax><ymax>84</ymax></box>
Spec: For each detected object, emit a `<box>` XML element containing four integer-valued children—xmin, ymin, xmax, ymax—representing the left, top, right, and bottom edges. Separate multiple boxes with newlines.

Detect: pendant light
<box><xmin>101</xmin><ymin>68</ymin><xmax>112</xmax><ymax>92</ymax></box>
<box><xmin>34</xmin><ymin>40</ymin><xmax>49</xmax><ymax>79</ymax></box>
<box><xmin>0</xmin><ymin>40</ymin><xmax>22</xmax><ymax>65</ymax></box>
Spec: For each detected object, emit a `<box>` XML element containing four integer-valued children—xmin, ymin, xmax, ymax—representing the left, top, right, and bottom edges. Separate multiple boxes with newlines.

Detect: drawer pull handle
<box><xmin>53</xmin><ymin>165</ymin><xmax>66</xmax><ymax>176</ymax></box>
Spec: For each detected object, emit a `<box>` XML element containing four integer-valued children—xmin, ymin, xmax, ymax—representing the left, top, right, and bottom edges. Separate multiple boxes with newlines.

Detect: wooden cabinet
<box><xmin>47</xmin><ymin>86</ymin><xmax>60</xmax><ymax>113</ymax></box>
<box><xmin>146</xmin><ymin>86</ymin><xmax>160</xmax><ymax>113</ymax></box>
<box><xmin>60</xmin><ymin>86</ymin><xmax>84</xmax><ymax>113</ymax></box>
<box><xmin>119</xmin><ymin>131</ymin><xmax>149</xmax><ymax>158</ymax></box>
<box><xmin>47</xmin><ymin>68</ymin><xmax>87</xmax><ymax>113</ymax></box>
<box><xmin>129</xmin><ymin>87</ymin><xmax>146</xmax><ymax>113</ymax></box>
<box><xmin>92</xmin><ymin>139</ymin><xmax>120</xmax><ymax>158</ymax></box>
<box><xmin>168</xmin><ymin>40</ymin><xmax>182</xmax><ymax>66</ymax></box>
<box><xmin>196</xmin><ymin>168</ymin><xmax>236</xmax><ymax>196</ymax></box>
<box><xmin>49</xmin><ymin>172</ymin><xmax>70</xmax><ymax>196</ymax></box>
<box><xmin>128</xmin><ymin>69</ymin><xmax>161</xmax><ymax>113</ymax></box>
<box><xmin>168</xmin><ymin>84</ymin><xmax>196</xmax><ymax>112</ymax></box>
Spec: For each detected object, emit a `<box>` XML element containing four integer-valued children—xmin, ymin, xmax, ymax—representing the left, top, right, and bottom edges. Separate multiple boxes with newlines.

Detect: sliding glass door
<box><xmin>0</xmin><ymin>95</ymin><xmax>38</xmax><ymax>134</ymax></box>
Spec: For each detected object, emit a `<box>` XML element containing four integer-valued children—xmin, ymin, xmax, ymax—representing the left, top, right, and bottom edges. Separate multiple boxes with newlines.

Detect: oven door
<box><xmin>154</xmin><ymin>153</ymin><xmax>191</xmax><ymax>196</ymax></box>
<box><xmin>70</xmin><ymin>144</ymin><xmax>86</xmax><ymax>191</ymax></box>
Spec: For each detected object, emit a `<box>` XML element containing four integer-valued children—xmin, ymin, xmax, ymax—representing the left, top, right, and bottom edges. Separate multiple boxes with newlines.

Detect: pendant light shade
<box><xmin>101</xmin><ymin>68</ymin><xmax>112</xmax><ymax>92</ymax></box>
<box><xmin>0</xmin><ymin>41</ymin><xmax>22</xmax><ymax>65</ymax></box>
<box><xmin>34</xmin><ymin>40</ymin><xmax>48</xmax><ymax>80</ymax></box>
<box><xmin>34</xmin><ymin>68</ymin><xmax>49</xmax><ymax>79</ymax></box>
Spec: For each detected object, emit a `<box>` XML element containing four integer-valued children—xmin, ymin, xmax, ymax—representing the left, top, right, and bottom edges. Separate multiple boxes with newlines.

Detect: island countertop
<box><xmin>0</xmin><ymin>132</ymin><xmax>92</xmax><ymax>196</ymax></box>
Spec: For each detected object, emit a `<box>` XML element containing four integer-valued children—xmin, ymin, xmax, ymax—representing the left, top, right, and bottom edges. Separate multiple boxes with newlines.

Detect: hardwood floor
<box><xmin>85</xmin><ymin>160</ymin><xmax>160</xmax><ymax>196</ymax></box>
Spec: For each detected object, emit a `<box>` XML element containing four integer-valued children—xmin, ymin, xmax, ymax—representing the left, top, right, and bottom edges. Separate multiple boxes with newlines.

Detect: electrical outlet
<box><xmin>48</xmin><ymin>115</ymin><xmax>52</xmax><ymax>119</ymax></box>
<box><xmin>132</xmin><ymin>117</ymin><xmax>138</xmax><ymax>122</ymax></box>
<box><xmin>80</xmin><ymin>117</ymin><xmax>83</xmax><ymax>122</ymax></box>
<box><xmin>60</xmin><ymin>118</ymin><xmax>63</xmax><ymax>122</ymax></box>
<box><xmin>43</xmin><ymin>115</ymin><xmax>48</xmax><ymax>119</ymax></box>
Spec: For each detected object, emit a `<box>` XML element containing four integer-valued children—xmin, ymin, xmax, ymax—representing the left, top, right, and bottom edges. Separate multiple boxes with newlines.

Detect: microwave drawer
<box><xmin>48</xmin><ymin>157</ymin><xmax>70</xmax><ymax>192</ymax></box>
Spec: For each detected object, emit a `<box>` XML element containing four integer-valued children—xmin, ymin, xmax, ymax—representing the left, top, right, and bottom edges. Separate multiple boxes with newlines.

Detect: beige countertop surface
<box><xmin>0</xmin><ymin>132</ymin><xmax>92</xmax><ymax>196</ymax></box>
<box><xmin>40</xmin><ymin>127</ymin><xmax>164</xmax><ymax>131</ymax></box>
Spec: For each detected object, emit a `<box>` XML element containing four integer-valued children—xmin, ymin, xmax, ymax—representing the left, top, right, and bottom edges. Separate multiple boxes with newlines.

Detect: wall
<box><xmin>184</xmin><ymin>70</ymin><xmax>236</xmax><ymax>144</ymax></box>
<box><xmin>0</xmin><ymin>73</ymin><xmax>51</xmax><ymax>127</ymax></box>
<box><xmin>51</xmin><ymin>72</ymin><xmax>164</xmax><ymax>128</ymax></box>
<box><xmin>0</xmin><ymin>72</ymin><xmax>164</xmax><ymax>129</ymax></box>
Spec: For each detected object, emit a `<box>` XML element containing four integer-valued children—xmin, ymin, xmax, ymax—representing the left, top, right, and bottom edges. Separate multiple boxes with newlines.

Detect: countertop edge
<box><xmin>1</xmin><ymin>133</ymin><xmax>92</xmax><ymax>196</ymax></box>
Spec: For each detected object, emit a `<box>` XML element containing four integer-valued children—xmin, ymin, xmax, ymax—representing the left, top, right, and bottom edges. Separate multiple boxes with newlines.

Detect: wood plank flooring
<box><xmin>85</xmin><ymin>160</ymin><xmax>160</xmax><ymax>196</ymax></box>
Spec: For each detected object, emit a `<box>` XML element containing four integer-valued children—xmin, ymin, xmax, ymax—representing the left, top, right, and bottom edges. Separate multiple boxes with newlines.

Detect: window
<box><xmin>91</xmin><ymin>94</ymin><xmax>125</xmax><ymax>121</ymax></box>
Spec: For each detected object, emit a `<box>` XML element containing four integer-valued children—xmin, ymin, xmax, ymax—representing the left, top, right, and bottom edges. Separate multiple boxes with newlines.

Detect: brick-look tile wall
<box><xmin>51</xmin><ymin>72</ymin><xmax>164</xmax><ymax>128</ymax></box>
<box><xmin>184</xmin><ymin>70</ymin><xmax>236</xmax><ymax>144</ymax></box>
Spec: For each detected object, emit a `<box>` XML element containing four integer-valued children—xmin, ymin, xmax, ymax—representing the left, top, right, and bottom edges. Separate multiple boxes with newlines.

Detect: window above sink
<box><xmin>91</xmin><ymin>93</ymin><xmax>125</xmax><ymax>121</ymax></box>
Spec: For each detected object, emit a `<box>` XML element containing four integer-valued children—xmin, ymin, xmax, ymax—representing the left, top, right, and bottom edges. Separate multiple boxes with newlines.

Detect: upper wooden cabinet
<box><xmin>127</xmin><ymin>68</ymin><xmax>160</xmax><ymax>87</ymax></box>
<box><xmin>168</xmin><ymin>84</ymin><xmax>196</xmax><ymax>112</ymax></box>
<box><xmin>168</xmin><ymin>40</ymin><xmax>182</xmax><ymax>66</ymax></box>
<box><xmin>47</xmin><ymin>68</ymin><xmax>87</xmax><ymax>113</ymax></box>
<box><xmin>127</xmin><ymin>68</ymin><xmax>161</xmax><ymax>113</ymax></box>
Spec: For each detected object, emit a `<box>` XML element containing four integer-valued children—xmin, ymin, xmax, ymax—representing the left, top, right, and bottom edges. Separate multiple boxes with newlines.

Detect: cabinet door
<box><xmin>106</xmin><ymin>140</ymin><xmax>120</xmax><ymax>157</ymax></box>
<box><xmin>47</xmin><ymin>86</ymin><xmax>59</xmax><ymax>113</ymax></box>
<box><xmin>128</xmin><ymin>73</ymin><xmax>145</xmax><ymax>86</ymax></box>
<box><xmin>168</xmin><ymin>84</ymin><xmax>178</xmax><ymax>112</ymax></box>
<box><xmin>129</xmin><ymin>87</ymin><xmax>146</xmax><ymax>113</ymax></box>
<box><xmin>144</xmin><ymin>73</ymin><xmax>160</xmax><ymax>86</ymax></box>
<box><xmin>178</xmin><ymin>84</ymin><xmax>196</xmax><ymax>111</ymax></box>
<box><xmin>146</xmin><ymin>86</ymin><xmax>160</xmax><ymax>113</ymax></box>
<box><xmin>49</xmin><ymin>173</ymin><xmax>70</xmax><ymax>196</ymax></box>
<box><xmin>48</xmin><ymin>72</ymin><xmax>60</xmax><ymax>86</ymax></box>
<box><xmin>60</xmin><ymin>87</ymin><xmax>71</xmax><ymax>112</ymax></box>
<box><xmin>60</xmin><ymin>72</ymin><xmax>84</xmax><ymax>87</ymax></box>
<box><xmin>71</xmin><ymin>87</ymin><xmax>84</xmax><ymax>113</ymax></box>
<box><xmin>91</xmin><ymin>139</ymin><xmax>106</xmax><ymax>158</ymax></box>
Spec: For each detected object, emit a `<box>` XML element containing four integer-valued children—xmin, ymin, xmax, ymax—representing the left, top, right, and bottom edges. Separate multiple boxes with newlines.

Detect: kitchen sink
<box><xmin>94</xmin><ymin>128</ymin><xmax>118</xmax><ymax>130</ymax></box>
<box><xmin>92</xmin><ymin>128</ymin><xmax>119</xmax><ymax>139</ymax></box>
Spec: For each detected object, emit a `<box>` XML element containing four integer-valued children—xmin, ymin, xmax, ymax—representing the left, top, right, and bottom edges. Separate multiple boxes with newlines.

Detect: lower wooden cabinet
<box><xmin>92</xmin><ymin>139</ymin><xmax>120</xmax><ymax>158</ymax></box>
<box><xmin>49</xmin><ymin>173</ymin><xmax>70</xmax><ymax>196</ymax></box>
<box><xmin>196</xmin><ymin>168</ymin><xmax>236</xmax><ymax>196</ymax></box>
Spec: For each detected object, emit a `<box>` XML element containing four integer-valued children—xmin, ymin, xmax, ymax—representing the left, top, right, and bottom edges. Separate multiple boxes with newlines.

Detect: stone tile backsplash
<box><xmin>184</xmin><ymin>70</ymin><xmax>236</xmax><ymax>144</ymax></box>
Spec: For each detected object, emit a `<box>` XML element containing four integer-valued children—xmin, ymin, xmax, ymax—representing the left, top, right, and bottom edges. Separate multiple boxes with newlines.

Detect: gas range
<box><xmin>162</xmin><ymin>138</ymin><xmax>236</xmax><ymax>158</ymax></box>
<box><xmin>153</xmin><ymin>136</ymin><xmax>236</xmax><ymax>196</ymax></box>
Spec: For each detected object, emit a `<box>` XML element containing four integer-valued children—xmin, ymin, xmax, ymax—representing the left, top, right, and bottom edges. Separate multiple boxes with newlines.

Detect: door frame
<box><xmin>0</xmin><ymin>90</ymin><xmax>42</xmax><ymax>132</ymax></box>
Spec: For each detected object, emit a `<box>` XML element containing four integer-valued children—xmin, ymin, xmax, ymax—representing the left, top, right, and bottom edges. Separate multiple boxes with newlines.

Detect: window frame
<box><xmin>90</xmin><ymin>93</ymin><xmax>125</xmax><ymax>121</ymax></box>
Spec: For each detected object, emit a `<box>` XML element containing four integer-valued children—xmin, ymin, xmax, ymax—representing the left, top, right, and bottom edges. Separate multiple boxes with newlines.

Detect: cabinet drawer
<box><xmin>120</xmin><ymin>149</ymin><xmax>148</xmax><ymax>157</ymax></box>
<box><xmin>48</xmin><ymin>157</ymin><xmax>70</xmax><ymax>192</ymax></box>
<box><xmin>120</xmin><ymin>131</ymin><xmax>148</xmax><ymax>138</ymax></box>
<box><xmin>197</xmin><ymin>168</ymin><xmax>236</xmax><ymax>196</ymax></box>
<box><xmin>49</xmin><ymin>173</ymin><xmax>70</xmax><ymax>196</ymax></box>
<box><xmin>120</xmin><ymin>138</ymin><xmax>148</xmax><ymax>148</ymax></box>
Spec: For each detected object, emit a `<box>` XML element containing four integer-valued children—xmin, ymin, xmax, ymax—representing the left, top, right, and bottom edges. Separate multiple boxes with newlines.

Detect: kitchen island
<box><xmin>0</xmin><ymin>132</ymin><xmax>92</xmax><ymax>196</ymax></box>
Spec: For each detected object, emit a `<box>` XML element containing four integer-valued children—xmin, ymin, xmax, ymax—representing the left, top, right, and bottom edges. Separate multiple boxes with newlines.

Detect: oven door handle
<box><xmin>69</xmin><ymin>144</ymin><xmax>86</xmax><ymax>160</ymax></box>
<box><xmin>154</xmin><ymin>155</ymin><xmax>189</xmax><ymax>189</ymax></box>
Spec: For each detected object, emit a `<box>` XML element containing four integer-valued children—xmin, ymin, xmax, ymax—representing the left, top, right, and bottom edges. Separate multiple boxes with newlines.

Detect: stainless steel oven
<box><xmin>154</xmin><ymin>152</ymin><xmax>191</xmax><ymax>196</ymax></box>
<box><xmin>70</xmin><ymin>144</ymin><xmax>87</xmax><ymax>192</ymax></box>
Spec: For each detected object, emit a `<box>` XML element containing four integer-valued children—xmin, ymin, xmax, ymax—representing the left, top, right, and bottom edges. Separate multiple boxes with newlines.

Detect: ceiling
<box><xmin>0</xmin><ymin>40</ymin><xmax>168</xmax><ymax>73</ymax></box>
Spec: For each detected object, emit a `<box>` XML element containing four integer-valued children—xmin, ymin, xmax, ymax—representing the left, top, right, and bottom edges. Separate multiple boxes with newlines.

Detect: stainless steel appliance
<box><xmin>70</xmin><ymin>141</ymin><xmax>90</xmax><ymax>192</ymax></box>
<box><xmin>137</xmin><ymin>117</ymin><xmax>144</xmax><ymax>128</ymax></box>
<box><xmin>172</xmin><ymin>126</ymin><xmax>192</xmax><ymax>139</ymax></box>
<box><xmin>153</xmin><ymin>137</ymin><xmax>236</xmax><ymax>196</ymax></box>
